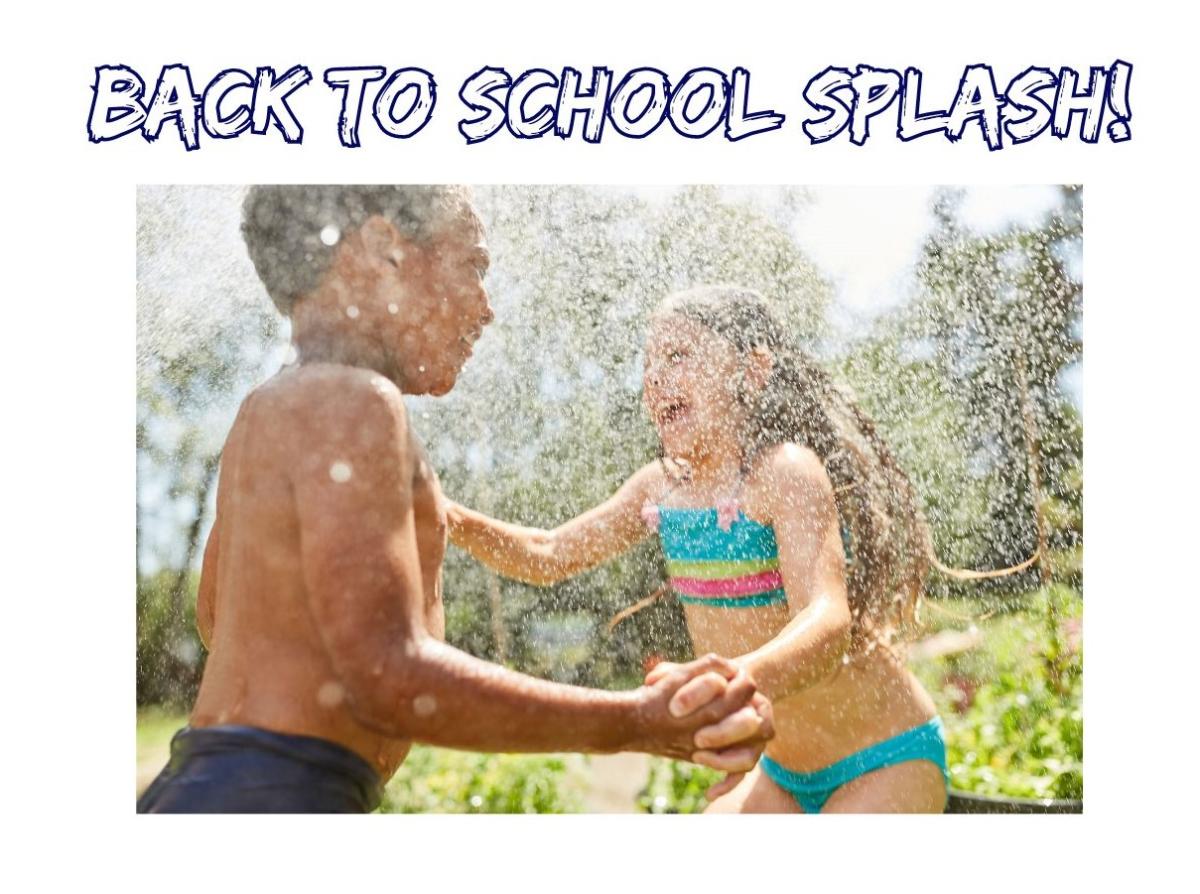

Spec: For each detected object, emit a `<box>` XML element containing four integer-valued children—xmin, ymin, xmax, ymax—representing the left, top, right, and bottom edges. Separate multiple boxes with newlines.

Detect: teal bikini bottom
<box><xmin>759</xmin><ymin>717</ymin><xmax>949</xmax><ymax>813</ymax></box>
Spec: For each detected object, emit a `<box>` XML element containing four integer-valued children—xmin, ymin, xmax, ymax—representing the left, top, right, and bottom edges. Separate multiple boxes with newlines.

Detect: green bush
<box><xmin>137</xmin><ymin>571</ymin><xmax>206</xmax><ymax>708</ymax></box>
<box><xmin>941</xmin><ymin>669</ymin><xmax>1082</xmax><ymax>799</ymax></box>
<box><xmin>637</xmin><ymin>759</ymin><xmax>722</xmax><ymax>814</ymax></box>
<box><xmin>919</xmin><ymin>585</ymin><xmax>1082</xmax><ymax>800</ymax></box>
<box><xmin>379</xmin><ymin>745</ymin><xmax>585</xmax><ymax>813</ymax></box>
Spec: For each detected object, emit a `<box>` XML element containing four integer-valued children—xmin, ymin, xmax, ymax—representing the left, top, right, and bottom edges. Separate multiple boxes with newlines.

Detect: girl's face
<box><xmin>642</xmin><ymin>314</ymin><xmax>746</xmax><ymax>460</ymax></box>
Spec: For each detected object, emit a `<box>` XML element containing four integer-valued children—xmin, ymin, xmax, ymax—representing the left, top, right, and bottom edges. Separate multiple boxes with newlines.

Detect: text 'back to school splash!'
<box><xmin>89</xmin><ymin>61</ymin><xmax>1132</xmax><ymax>150</ymax></box>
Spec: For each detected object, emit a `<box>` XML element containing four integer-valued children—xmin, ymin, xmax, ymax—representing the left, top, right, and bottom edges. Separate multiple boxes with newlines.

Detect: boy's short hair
<box><xmin>241</xmin><ymin>185</ymin><xmax>473</xmax><ymax>315</ymax></box>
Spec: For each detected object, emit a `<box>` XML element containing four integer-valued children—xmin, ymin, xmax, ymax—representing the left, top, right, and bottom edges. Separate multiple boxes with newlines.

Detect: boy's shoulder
<box><xmin>242</xmin><ymin>364</ymin><xmax>410</xmax><ymax>447</ymax></box>
<box><xmin>256</xmin><ymin>363</ymin><xmax>403</xmax><ymax>408</ymax></box>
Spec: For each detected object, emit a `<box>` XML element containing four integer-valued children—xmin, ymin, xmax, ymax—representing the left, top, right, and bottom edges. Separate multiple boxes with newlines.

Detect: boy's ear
<box><xmin>358</xmin><ymin>214</ymin><xmax>398</xmax><ymax>260</ymax></box>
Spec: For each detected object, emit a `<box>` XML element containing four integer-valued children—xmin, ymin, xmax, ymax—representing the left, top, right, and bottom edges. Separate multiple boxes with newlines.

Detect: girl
<box><xmin>447</xmin><ymin>285</ymin><xmax>954</xmax><ymax>813</ymax></box>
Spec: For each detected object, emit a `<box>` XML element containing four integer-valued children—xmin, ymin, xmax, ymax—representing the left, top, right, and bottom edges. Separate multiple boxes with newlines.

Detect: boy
<box><xmin>137</xmin><ymin>186</ymin><xmax>772</xmax><ymax>813</ymax></box>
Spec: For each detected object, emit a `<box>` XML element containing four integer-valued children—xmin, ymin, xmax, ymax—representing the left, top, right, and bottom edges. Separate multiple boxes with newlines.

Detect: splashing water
<box><xmin>137</xmin><ymin>186</ymin><xmax>1082</xmax><ymax>800</ymax></box>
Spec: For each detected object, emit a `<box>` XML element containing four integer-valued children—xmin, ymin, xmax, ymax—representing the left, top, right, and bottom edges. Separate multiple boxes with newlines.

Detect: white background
<box><xmin>2</xmin><ymin>1</ymin><xmax>1196</xmax><ymax>890</ymax></box>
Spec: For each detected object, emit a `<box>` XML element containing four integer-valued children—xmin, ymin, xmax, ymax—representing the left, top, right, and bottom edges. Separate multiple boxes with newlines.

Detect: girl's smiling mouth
<box><xmin>655</xmin><ymin>399</ymin><xmax>690</xmax><ymax>426</ymax></box>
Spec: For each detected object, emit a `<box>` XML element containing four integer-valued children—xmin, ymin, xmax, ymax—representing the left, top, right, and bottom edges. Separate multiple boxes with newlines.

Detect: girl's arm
<box><xmin>446</xmin><ymin>461</ymin><xmax>663</xmax><ymax>585</ymax></box>
<box><xmin>648</xmin><ymin>445</ymin><xmax>851</xmax><ymax>703</ymax></box>
<box><xmin>730</xmin><ymin>444</ymin><xmax>853</xmax><ymax>701</ymax></box>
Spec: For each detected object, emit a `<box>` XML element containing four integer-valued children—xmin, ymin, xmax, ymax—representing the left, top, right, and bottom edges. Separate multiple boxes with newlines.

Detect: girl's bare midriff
<box><xmin>685</xmin><ymin>602</ymin><xmax>936</xmax><ymax>771</ymax></box>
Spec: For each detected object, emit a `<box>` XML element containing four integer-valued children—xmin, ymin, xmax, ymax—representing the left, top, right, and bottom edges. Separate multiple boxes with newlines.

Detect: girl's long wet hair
<box><xmin>660</xmin><ymin>285</ymin><xmax>935</xmax><ymax>657</ymax></box>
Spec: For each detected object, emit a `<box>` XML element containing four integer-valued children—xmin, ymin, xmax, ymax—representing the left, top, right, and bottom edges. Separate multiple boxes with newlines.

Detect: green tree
<box><xmin>136</xmin><ymin>185</ymin><xmax>281</xmax><ymax>704</ymax></box>
<box><xmin>908</xmin><ymin>186</ymin><xmax>1082</xmax><ymax>585</ymax></box>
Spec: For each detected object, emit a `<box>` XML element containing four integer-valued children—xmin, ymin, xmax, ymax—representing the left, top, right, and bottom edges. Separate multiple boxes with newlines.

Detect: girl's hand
<box><xmin>645</xmin><ymin>658</ymin><xmax>774</xmax><ymax>773</ymax></box>
<box><xmin>691</xmin><ymin>690</ymin><xmax>773</xmax><ymax>771</ymax></box>
<box><xmin>643</xmin><ymin>660</ymin><xmax>681</xmax><ymax>686</ymax></box>
<box><xmin>704</xmin><ymin>772</ymin><xmax>745</xmax><ymax>802</ymax></box>
<box><xmin>631</xmin><ymin>655</ymin><xmax>764</xmax><ymax>764</ymax></box>
<box><xmin>441</xmin><ymin>497</ymin><xmax>462</xmax><ymax>540</ymax></box>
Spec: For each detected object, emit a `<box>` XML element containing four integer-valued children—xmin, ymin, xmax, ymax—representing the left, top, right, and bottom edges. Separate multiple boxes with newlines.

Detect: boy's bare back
<box><xmin>191</xmin><ymin>364</ymin><xmax>434</xmax><ymax>777</ymax></box>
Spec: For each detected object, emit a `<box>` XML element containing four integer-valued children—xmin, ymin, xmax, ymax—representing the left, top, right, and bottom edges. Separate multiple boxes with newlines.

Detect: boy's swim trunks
<box><xmin>137</xmin><ymin>724</ymin><xmax>383</xmax><ymax>813</ymax></box>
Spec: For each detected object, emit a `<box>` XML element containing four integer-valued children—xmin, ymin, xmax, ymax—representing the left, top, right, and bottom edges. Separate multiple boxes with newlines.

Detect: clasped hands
<box><xmin>637</xmin><ymin>653</ymin><xmax>773</xmax><ymax>801</ymax></box>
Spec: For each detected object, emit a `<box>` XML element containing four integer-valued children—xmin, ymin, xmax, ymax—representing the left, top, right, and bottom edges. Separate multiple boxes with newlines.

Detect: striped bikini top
<box><xmin>641</xmin><ymin>499</ymin><xmax>787</xmax><ymax>609</ymax></box>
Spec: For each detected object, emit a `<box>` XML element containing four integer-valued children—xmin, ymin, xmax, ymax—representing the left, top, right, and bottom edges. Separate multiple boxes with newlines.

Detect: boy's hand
<box><xmin>633</xmin><ymin>654</ymin><xmax>773</xmax><ymax>772</ymax></box>
<box><xmin>643</xmin><ymin>655</ymin><xmax>774</xmax><ymax>776</ymax></box>
<box><xmin>704</xmin><ymin>772</ymin><xmax>747</xmax><ymax>802</ymax></box>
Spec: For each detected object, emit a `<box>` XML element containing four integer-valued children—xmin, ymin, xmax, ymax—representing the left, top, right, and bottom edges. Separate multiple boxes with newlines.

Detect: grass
<box><xmin>137</xmin><ymin>708</ymin><xmax>185</xmax><ymax>765</ymax></box>
<box><xmin>136</xmin><ymin>707</ymin><xmax>187</xmax><ymax>796</ymax></box>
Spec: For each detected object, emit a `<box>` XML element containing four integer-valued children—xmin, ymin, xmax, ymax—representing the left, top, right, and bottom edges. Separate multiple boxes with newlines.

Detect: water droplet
<box><xmin>413</xmin><ymin>694</ymin><xmax>437</xmax><ymax>716</ymax></box>
<box><xmin>317</xmin><ymin>680</ymin><xmax>345</xmax><ymax>707</ymax></box>
<box><xmin>320</xmin><ymin>224</ymin><xmax>340</xmax><ymax>246</ymax></box>
<box><xmin>387</xmin><ymin>303</ymin><xmax>399</xmax><ymax>315</ymax></box>
<box><xmin>418</xmin><ymin>365</ymin><xmax>426</xmax><ymax>372</ymax></box>
<box><xmin>329</xmin><ymin>461</ymin><xmax>353</xmax><ymax>483</ymax></box>
<box><xmin>346</xmin><ymin>305</ymin><xmax>360</xmax><ymax>319</ymax></box>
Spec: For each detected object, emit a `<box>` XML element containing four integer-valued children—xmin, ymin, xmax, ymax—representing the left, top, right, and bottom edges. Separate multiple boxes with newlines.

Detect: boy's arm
<box><xmin>294</xmin><ymin>378</ymin><xmax>769</xmax><ymax>764</ymax></box>
<box><xmin>445</xmin><ymin>461</ymin><xmax>661</xmax><ymax>585</ymax></box>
